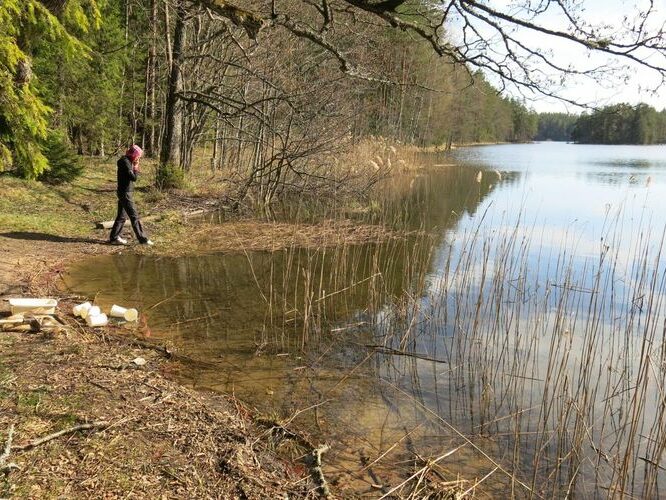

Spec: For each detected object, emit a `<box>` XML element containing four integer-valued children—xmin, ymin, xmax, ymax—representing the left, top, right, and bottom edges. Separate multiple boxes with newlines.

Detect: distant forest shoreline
<box><xmin>536</xmin><ymin>104</ymin><xmax>666</xmax><ymax>145</ymax></box>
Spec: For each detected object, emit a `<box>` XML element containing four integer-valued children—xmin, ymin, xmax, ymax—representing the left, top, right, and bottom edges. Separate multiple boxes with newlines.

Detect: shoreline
<box><xmin>0</xmin><ymin>148</ymin><xmax>454</xmax><ymax>498</ymax></box>
<box><xmin>0</xmin><ymin>173</ymin><xmax>335</xmax><ymax>498</ymax></box>
<box><xmin>0</xmin><ymin>241</ymin><xmax>319</xmax><ymax>498</ymax></box>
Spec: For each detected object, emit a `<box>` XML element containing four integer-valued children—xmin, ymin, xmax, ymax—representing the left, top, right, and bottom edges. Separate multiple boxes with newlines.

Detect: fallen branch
<box><xmin>95</xmin><ymin>214</ymin><xmax>159</xmax><ymax>229</ymax></box>
<box><xmin>362</xmin><ymin>344</ymin><xmax>449</xmax><ymax>364</ymax></box>
<box><xmin>1</xmin><ymin>425</ymin><xmax>19</xmax><ymax>474</ymax></box>
<box><xmin>12</xmin><ymin>421</ymin><xmax>109</xmax><ymax>452</ymax></box>
<box><xmin>101</xmin><ymin>330</ymin><xmax>173</xmax><ymax>359</ymax></box>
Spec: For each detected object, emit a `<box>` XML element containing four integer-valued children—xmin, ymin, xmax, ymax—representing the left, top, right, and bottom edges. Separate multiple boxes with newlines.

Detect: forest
<box><xmin>535</xmin><ymin>105</ymin><xmax>666</xmax><ymax>144</ymax></box>
<box><xmin>534</xmin><ymin>113</ymin><xmax>577</xmax><ymax>142</ymax></box>
<box><xmin>4</xmin><ymin>0</ymin><xmax>665</xmax><ymax>201</ymax></box>
<box><xmin>571</xmin><ymin>104</ymin><xmax>666</xmax><ymax>145</ymax></box>
<box><xmin>0</xmin><ymin>0</ymin><xmax>537</xmax><ymax>201</ymax></box>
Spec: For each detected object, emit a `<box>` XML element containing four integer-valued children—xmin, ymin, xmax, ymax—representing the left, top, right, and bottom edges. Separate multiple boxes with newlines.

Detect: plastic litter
<box><xmin>81</xmin><ymin>306</ymin><xmax>101</xmax><ymax>319</ymax></box>
<box><xmin>72</xmin><ymin>301</ymin><xmax>92</xmax><ymax>317</ymax></box>
<box><xmin>85</xmin><ymin>313</ymin><xmax>108</xmax><ymax>327</ymax></box>
<box><xmin>109</xmin><ymin>305</ymin><xmax>139</xmax><ymax>322</ymax></box>
<box><xmin>131</xmin><ymin>356</ymin><xmax>147</xmax><ymax>366</ymax></box>
<box><xmin>9</xmin><ymin>298</ymin><xmax>58</xmax><ymax>315</ymax></box>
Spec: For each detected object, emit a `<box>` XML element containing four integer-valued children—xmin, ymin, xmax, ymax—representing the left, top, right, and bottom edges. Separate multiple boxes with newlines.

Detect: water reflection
<box><xmin>65</xmin><ymin>144</ymin><xmax>666</xmax><ymax>497</ymax></box>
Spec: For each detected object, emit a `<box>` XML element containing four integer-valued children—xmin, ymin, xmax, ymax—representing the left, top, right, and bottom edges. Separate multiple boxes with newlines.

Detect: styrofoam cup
<box><xmin>81</xmin><ymin>305</ymin><xmax>100</xmax><ymax>319</ymax></box>
<box><xmin>109</xmin><ymin>304</ymin><xmax>127</xmax><ymax>317</ymax></box>
<box><xmin>124</xmin><ymin>308</ymin><xmax>138</xmax><ymax>322</ymax></box>
<box><xmin>85</xmin><ymin>313</ymin><xmax>108</xmax><ymax>327</ymax></box>
<box><xmin>72</xmin><ymin>302</ymin><xmax>92</xmax><ymax>317</ymax></box>
<box><xmin>110</xmin><ymin>305</ymin><xmax>138</xmax><ymax>322</ymax></box>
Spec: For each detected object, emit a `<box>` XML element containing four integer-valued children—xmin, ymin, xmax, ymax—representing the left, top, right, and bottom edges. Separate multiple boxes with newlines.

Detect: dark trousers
<box><xmin>109</xmin><ymin>192</ymin><xmax>148</xmax><ymax>243</ymax></box>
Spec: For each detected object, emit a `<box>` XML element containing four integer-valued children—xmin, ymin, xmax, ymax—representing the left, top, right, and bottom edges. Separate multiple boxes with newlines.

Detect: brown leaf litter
<box><xmin>0</xmin><ymin>306</ymin><xmax>315</xmax><ymax>499</ymax></box>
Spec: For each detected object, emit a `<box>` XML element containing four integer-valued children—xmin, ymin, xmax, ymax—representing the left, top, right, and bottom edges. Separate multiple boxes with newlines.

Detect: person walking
<box><xmin>109</xmin><ymin>145</ymin><xmax>153</xmax><ymax>246</ymax></box>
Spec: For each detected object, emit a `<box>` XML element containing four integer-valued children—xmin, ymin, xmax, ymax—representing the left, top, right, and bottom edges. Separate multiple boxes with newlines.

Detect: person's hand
<box><xmin>133</xmin><ymin>164</ymin><xmax>140</xmax><ymax>173</ymax></box>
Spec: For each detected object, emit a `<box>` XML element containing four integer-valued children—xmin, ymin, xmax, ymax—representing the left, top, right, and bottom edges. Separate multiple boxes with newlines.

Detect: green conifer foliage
<box><xmin>34</xmin><ymin>0</ymin><xmax>126</xmax><ymax>157</ymax></box>
<box><xmin>0</xmin><ymin>0</ymin><xmax>99</xmax><ymax>179</ymax></box>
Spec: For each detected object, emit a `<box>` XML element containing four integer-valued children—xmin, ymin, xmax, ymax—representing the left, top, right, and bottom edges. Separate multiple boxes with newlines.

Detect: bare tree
<box><xmin>193</xmin><ymin>0</ymin><xmax>666</xmax><ymax>104</ymax></box>
<box><xmin>155</xmin><ymin>0</ymin><xmax>666</xmax><ymax>193</ymax></box>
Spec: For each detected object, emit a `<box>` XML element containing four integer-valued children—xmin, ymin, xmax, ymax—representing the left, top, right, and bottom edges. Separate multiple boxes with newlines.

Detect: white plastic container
<box><xmin>81</xmin><ymin>305</ymin><xmax>100</xmax><ymax>319</ymax></box>
<box><xmin>109</xmin><ymin>305</ymin><xmax>138</xmax><ymax>322</ymax></box>
<box><xmin>85</xmin><ymin>313</ymin><xmax>108</xmax><ymax>327</ymax></box>
<box><xmin>9</xmin><ymin>298</ymin><xmax>58</xmax><ymax>315</ymax></box>
<box><xmin>72</xmin><ymin>301</ymin><xmax>92</xmax><ymax>317</ymax></box>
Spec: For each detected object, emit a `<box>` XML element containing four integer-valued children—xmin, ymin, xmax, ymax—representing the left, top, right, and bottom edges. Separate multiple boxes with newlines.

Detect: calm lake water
<box><xmin>64</xmin><ymin>143</ymin><xmax>666</xmax><ymax>497</ymax></box>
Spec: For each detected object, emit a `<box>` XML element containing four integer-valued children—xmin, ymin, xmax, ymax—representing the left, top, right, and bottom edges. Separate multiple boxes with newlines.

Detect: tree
<box><xmin>0</xmin><ymin>0</ymin><xmax>101</xmax><ymax>178</ymax></box>
<box><xmin>571</xmin><ymin>103</ymin><xmax>666</xmax><ymax>144</ymax></box>
<box><xmin>34</xmin><ymin>0</ymin><xmax>127</xmax><ymax>156</ymax></box>
<box><xmin>536</xmin><ymin>113</ymin><xmax>577</xmax><ymax>142</ymax></box>
<box><xmin>191</xmin><ymin>0</ymin><xmax>666</xmax><ymax>103</ymax></box>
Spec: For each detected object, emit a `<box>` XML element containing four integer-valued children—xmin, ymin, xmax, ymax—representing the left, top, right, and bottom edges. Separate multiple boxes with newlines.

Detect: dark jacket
<box><xmin>116</xmin><ymin>156</ymin><xmax>137</xmax><ymax>195</ymax></box>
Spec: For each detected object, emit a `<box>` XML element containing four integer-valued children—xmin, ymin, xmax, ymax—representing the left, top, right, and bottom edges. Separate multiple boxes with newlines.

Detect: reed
<box><xmin>240</xmin><ymin>192</ymin><xmax>666</xmax><ymax>497</ymax></box>
<box><xmin>67</xmin><ymin>159</ymin><xmax>666</xmax><ymax>497</ymax></box>
<box><xmin>338</xmin><ymin>203</ymin><xmax>666</xmax><ymax>497</ymax></box>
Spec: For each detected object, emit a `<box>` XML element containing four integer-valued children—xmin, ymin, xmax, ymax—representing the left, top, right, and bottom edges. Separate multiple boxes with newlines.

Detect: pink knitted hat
<box><xmin>126</xmin><ymin>144</ymin><xmax>143</xmax><ymax>161</ymax></box>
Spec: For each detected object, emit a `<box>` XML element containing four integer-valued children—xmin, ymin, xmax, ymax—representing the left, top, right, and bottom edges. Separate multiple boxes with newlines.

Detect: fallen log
<box><xmin>95</xmin><ymin>215</ymin><xmax>159</xmax><ymax>229</ymax></box>
<box><xmin>95</xmin><ymin>208</ymin><xmax>212</xmax><ymax>229</ymax></box>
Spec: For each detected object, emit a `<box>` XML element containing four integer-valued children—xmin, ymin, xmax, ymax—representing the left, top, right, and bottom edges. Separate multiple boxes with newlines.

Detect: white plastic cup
<box><xmin>109</xmin><ymin>304</ymin><xmax>127</xmax><ymax>317</ymax></box>
<box><xmin>81</xmin><ymin>305</ymin><xmax>100</xmax><ymax>319</ymax></box>
<box><xmin>124</xmin><ymin>308</ymin><xmax>138</xmax><ymax>322</ymax></box>
<box><xmin>110</xmin><ymin>305</ymin><xmax>138</xmax><ymax>322</ymax></box>
<box><xmin>85</xmin><ymin>313</ymin><xmax>108</xmax><ymax>327</ymax></box>
<box><xmin>72</xmin><ymin>302</ymin><xmax>92</xmax><ymax>317</ymax></box>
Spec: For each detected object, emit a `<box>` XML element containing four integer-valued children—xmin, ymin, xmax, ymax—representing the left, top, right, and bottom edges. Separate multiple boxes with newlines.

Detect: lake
<box><xmin>64</xmin><ymin>142</ymin><xmax>666</xmax><ymax>497</ymax></box>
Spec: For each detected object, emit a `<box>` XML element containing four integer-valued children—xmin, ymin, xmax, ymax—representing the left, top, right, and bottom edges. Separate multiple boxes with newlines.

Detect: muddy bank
<box><xmin>0</xmin><ymin>244</ymin><xmax>321</xmax><ymax>499</ymax></box>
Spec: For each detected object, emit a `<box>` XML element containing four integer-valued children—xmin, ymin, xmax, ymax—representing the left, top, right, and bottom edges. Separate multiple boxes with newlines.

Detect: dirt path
<box><xmin>0</xmin><ymin>233</ymin><xmax>114</xmax><ymax>297</ymax></box>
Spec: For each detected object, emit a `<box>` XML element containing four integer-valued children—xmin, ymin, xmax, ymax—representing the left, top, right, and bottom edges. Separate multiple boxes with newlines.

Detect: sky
<box><xmin>447</xmin><ymin>0</ymin><xmax>666</xmax><ymax>113</ymax></box>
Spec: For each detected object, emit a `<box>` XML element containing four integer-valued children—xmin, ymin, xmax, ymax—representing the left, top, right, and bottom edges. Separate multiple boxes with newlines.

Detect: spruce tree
<box><xmin>0</xmin><ymin>0</ymin><xmax>100</xmax><ymax>179</ymax></box>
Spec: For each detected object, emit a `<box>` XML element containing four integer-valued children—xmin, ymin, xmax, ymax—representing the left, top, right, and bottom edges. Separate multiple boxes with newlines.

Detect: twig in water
<box><xmin>638</xmin><ymin>456</ymin><xmax>666</xmax><ymax>471</ymax></box>
<box><xmin>315</xmin><ymin>273</ymin><xmax>381</xmax><ymax>303</ymax></box>
<box><xmin>378</xmin><ymin>444</ymin><xmax>467</xmax><ymax>499</ymax></box>
<box><xmin>459</xmin><ymin>466</ymin><xmax>499</xmax><ymax>497</ymax></box>
<box><xmin>309</xmin><ymin>444</ymin><xmax>331</xmax><ymax>498</ymax></box>
<box><xmin>362</xmin><ymin>344</ymin><xmax>448</xmax><ymax>364</ymax></box>
<box><xmin>169</xmin><ymin>311</ymin><xmax>224</xmax><ymax>327</ymax></box>
<box><xmin>282</xmin><ymin>400</ymin><xmax>331</xmax><ymax>427</ymax></box>
<box><xmin>146</xmin><ymin>291</ymin><xmax>182</xmax><ymax>310</ymax></box>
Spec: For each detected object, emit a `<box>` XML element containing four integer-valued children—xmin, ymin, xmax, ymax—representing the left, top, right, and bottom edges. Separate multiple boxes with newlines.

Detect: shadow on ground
<box><xmin>0</xmin><ymin>232</ymin><xmax>101</xmax><ymax>244</ymax></box>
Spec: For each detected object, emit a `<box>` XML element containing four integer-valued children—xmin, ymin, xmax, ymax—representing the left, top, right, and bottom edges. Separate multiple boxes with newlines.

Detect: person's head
<box><xmin>126</xmin><ymin>144</ymin><xmax>144</xmax><ymax>165</ymax></box>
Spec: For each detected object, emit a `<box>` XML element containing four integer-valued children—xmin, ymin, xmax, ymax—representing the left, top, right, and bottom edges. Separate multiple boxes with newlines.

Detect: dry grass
<box><xmin>162</xmin><ymin>219</ymin><xmax>410</xmax><ymax>256</ymax></box>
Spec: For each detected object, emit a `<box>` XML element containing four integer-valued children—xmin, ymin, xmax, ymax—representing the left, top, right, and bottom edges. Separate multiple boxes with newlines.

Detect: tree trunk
<box><xmin>143</xmin><ymin>0</ymin><xmax>158</xmax><ymax>156</ymax></box>
<box><xmin>211</xmin><ymin>115</ymin><xmax>220</xmax><ymax>171</ymax></box>
<box><xmin>159</xmin><ymin>0</ymin><xmax>186</xmax><ymax>170</ymax></box>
